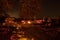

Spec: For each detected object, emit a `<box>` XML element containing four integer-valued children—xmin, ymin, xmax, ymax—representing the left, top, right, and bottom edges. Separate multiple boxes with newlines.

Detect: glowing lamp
<box><xmin>27</xmin><ymin>21</ymin><xmax>32</xmax><ymax>24</ymax></box>
<box><xmin>21</xmin><ymin>20</ymin><xmax>26</xmax><ymax>24</ymax></box>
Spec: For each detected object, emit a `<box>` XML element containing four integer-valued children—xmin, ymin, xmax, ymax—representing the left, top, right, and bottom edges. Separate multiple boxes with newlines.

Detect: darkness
<box><xmin>0</xmin><ymin>0</ymin><xmax>60</xmax><ymax>18</ymax></box>
<box><xmin>0</xmin><ymin>0</ymin><xmax>60</xmax><ymax>40</ymax></box>
<box><xmin>42</xmin><ymin>0</ymin><xmax>60</xmax><ymax>18</ymax></box>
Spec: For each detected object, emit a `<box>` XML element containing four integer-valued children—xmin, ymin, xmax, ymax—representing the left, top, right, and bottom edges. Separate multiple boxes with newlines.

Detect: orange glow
<box><xmin>21</xmin><ymin>20</ymin><xmax>26</xmax><ymax>24</ymax></box>
<box><xmin>32</xmin><ymin>38</ymin><xmax>34</xmax><ymax>40</ymax></box>
<box><xmin>35</xmin><ymin>20</ymin><xmax>43</xmax><ymax>24</ymax></box>
<box><xmin>27</xmin><ymin>21</ymin><xmax>32</xmax><ymax>24</ymax></box>
<box><xmin>2</xmin><ymin>23</ymin><xmax>6</xmax><ymax>26</ymax></box>
<box><xmin>19</xmin><ymin>38</ymin><xmax>28</xmax><ymax>40</ymax></box>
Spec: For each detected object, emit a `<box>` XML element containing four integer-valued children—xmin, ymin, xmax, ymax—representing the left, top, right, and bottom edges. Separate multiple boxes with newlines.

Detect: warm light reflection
<box><xmin>19</xmin><ymin>38</ymin><xmax>28</xmax><ymax>40</ymax></box>
<box><xmin>18</xmin><ymin>38</ymin><xmax>34</xmax><ymax>40</ymax></box>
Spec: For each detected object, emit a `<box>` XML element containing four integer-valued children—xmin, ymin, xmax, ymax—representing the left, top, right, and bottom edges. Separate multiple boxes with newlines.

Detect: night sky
<box><xmin>42</xmin><ymin>0</ymin><xmax>60</xmax><ymax>18</ymax></box>
<box><xmin>0</xmin><ymin>0</ymin><xmax>60</xmax><ymax>18</ymax></box>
